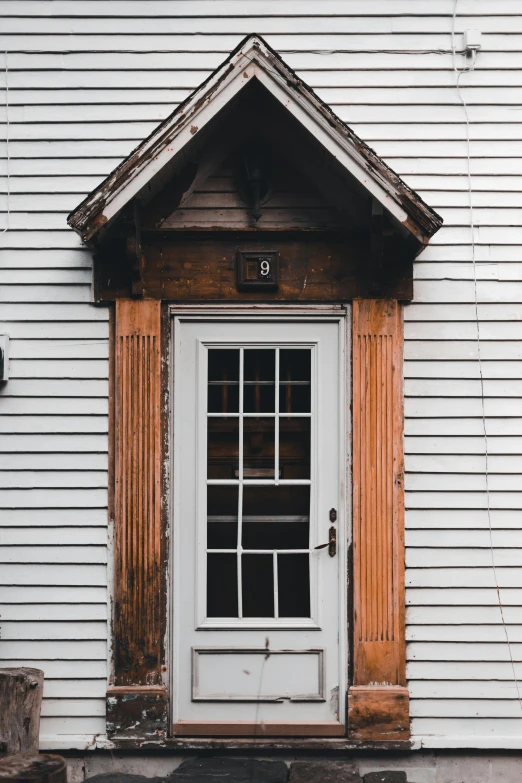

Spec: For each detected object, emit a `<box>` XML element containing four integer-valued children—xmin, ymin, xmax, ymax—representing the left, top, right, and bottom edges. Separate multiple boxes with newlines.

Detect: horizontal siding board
<box><xmin>406</xmin><ymin>343</ymin><xmax>522</xmax><ymax>362</ymax></box>
<box><xmin>0</xmin><ymin>416</ymin><xmax>108</xmax><ymax>433</ymax></box>
<box><xmin>407</xmin><ymin>549</ymin><xmax>522</xmax><ymax>568</ymax></box>
<box><xmin>1</xmin><ymin>659</ymin><xmax>107</xmax><ymax>678</ymax></box>
<box><xmin>405</xmin><ymin>418</ymin><xmax>522</xmax><ymax>435</ymax></box>
<box><xmin>1</xmin><ymin>622</ymin><xmax>107</xmax><ymax>640</ymax></box>
<box><xmin>0</xmin><ymin>399</ymin><xmax>108</xmax><ymax>414</ymax></box>
<box><xmin>405</xmin><ymin>492</ymin><xmax>522</xmax><ymax>509</ymax></box>
<box><xmin>0</xmin><ymin>564</ymin><xmax>106</xmax><ymax>585</ymax></box>
<box><xmin>0</xmin><ymin>544</ymin><xmax>107</xmax><ymax>562</ymax></box>
<box><xmin>411</xmin><ymin>700</ymin><xmax>522</xmax><ymax>718</ymax></box>
<box><xmin>407</xmin><ymin>606</ymin><xmax>522</xmax><ymax>623</ymax></box>
<box><xmin>3</xmin><ymin>14</ymin><xmax>522</xmax><ymax>34</ymax></box>
<box><xmin>405</xmin><ymin>398</ymin><xmax>522</xmax><ymax>417</ymax></box>
<box><xmin>39</xmin><ymin>716</ymin><xmax>106</xmax><ymax>734</ymax></box>
<box><xmin>408</xmin><ymin>661</ymin><xmax>522</xmax><ymax>679</ymax></box>
<box><xmin>0</xmin><ymin>640</ymin><xmax>107</xmax><ymax>658</ymax></box>
<box><xmin>0</xmin><ymin>435</ymin><xmax>108</xmax><ymax>452</ymax></box>
<box><xmin>405</xmin><ymin>454</ymin><xmax>522</xmax><ymax>473</ymax></box>
<box><xmin>411</xmin><ymin>717</ymin><xmax>522</xmax><ymax>737</ymax></box>
<box><xmin>406</xmin><ymin>509</ymin><xmax>522</xmax><ymax>528</ymax></box>
<box><xmin>406</xmin><ymin>473</ymin><xmax>522</xmax><ymax>490</ymax></box>
<box><xmin>0</xmin><ymin>605</ymin><xmax>107</xmax><ymax>620</ymax></box>
<box><xmin>0</xmin><ymin>454</ymin><xmax>108</xmax><ymax>470</ymax></box>
<box><xmin>407</xmin><ymin>568</ymin><xmax>522</xmax><ymax>588</ymax></box>
<box><xmin>0</xmin><ymin>586</ymin><xmax>106</xmax><ymax>603</ymax></box>
<box><xmin>1</xmin><ymin>380</ymin><xmax>109</xmax><ymax>396</ymax></box>
<box><xmin>43</xmin><ymin>681</ymin><xmax>107</xmax><ymax>698</ymax></box>
<box><xmin>2</xmin><ymin>1</ymin><xmax>520</xmax><ymax>16</ymax></box>
<box><xmin>0</xmin><ymin>304</ymin><xmax>108</xmax><ymax>321</ymax></box>
<box><xmin>7</xmin><ymin>69</ymin><xmax>522</xmax><ymax>91</ymax></box>
<box><xmin>0</xmin><ymin>490</ymin><xmax>108</xmax><ymax>508</ymax></box>
<box><xmin>407</xmin><ymin>642</ymin><xmax>522</xmax><ymax>661</ymax></box>
<box><xmin>0</xmin><ymin>509</ymin><xmax>107</xmax><ymax>526</ymax></box>
<box><xmin>7</xmin><ymin>358</ymin><xmax>109</xmax><ymax>378</ymax></box>
<box><xmin>407</xmin><ymin>588</ymin><xmax>522</xmax><ymax>605</ymax></box>
<box><xmin>0</xmin><ymin>472</ymin><xmax>108</xmax><ymax>489</ymax></box>
<box><xmin>405</xmin><ymin>436</ymin><xmax>522</xmax><ymax>453</ymax></box>
<box><xmin>41</xmin><ymin>699</ymin><xmax>105</xmax><ymax>718</ymax></box>
<box><xmin>406</xmin><ymin>529</ymin><xmax>522</xmax><ymax>547</ymax></box>
<box><xmin>410</xmin><ymin>681</ymin><xmax>522</xmax><ymax>699</ymax></box>
<box><xmin>0</xmin><ymin>528</ymin><xmax>107</xmax><ymax>544</ymax></box>
<box><xmin>407</xmin><ymin>625</ymin><xmax>522</xmax><ymax>642</ymax></box>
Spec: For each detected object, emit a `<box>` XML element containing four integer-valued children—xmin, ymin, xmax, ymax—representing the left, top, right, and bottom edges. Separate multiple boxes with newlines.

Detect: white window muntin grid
<box><xmin>203</xmin><ymin>341</ymin><xmax>317</xmax><ymax>623</ymax></box>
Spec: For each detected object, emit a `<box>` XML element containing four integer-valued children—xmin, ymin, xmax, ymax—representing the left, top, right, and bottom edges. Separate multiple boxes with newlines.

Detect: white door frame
<box><xmin>168</xmin><ymin>303</ymin><xmax>351</xmax><ymax>733</ymax></box>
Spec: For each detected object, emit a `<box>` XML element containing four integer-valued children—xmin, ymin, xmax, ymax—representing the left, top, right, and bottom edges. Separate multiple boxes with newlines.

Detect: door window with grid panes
<box><xmin>207</xmin><ymin>347</ymin><xmax>313</xmax><ymax>621</ymax></box>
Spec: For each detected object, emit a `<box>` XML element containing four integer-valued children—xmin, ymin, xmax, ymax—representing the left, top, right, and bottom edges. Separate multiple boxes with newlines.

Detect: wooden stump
<box><xmin>0</xmin><ymin>669</ymin><xmax>44</xmax><ymax>755</ymax></box>
<box><xmin>0</xmin><ymin>755</ymin><xmax>66</xmax><ymax>783</ymax></box>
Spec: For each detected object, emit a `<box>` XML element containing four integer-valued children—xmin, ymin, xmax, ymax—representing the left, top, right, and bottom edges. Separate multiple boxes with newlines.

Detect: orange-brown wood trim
<box><xmin>348</xmin><ymin>686</ymin><xmax>409</xmax><ymax>742</ymax></box>
<box><xmin>172</xmin><ymin>722</ymin><xmax>346</xmax><ymax>738</ymax></box>
<box><xmin>350</xmin><ymin>299</ymin><xmax>407</xmax><ymax>738</ymax></box>
<box><xmin>113</xmin><ymin>299</ymin><xmax>163</xmax><ymax>686</ymax></box>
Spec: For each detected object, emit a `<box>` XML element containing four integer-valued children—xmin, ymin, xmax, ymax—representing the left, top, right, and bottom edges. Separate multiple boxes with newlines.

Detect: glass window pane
<box><xmin>279</xmin><ymin>417</ymin><xmax>310</xmax><ymax>479</ymax></box>
<box><xmin>208</xmin><ymin>349</ymin><xmax>239</xmax><ymax>413</ymax></box>
<box><xmin>207</xmin><ymin>417</ymin><xmax>239</xmax><ymax>480</ymax></box>
<box><xmin>278</xmin><ymin>553</ymin><xmax>311</xmax><ymax>618</ymax></box>
<box><xmin>207</xmin><ymin>485</ymin><xmax>238</xmax><ymax>549</ymax></box>
<box><xmin>207</xmin><ymin>553</ymin><xmax>238</xmax><ymax>617</ymax></box>
<box><xmin>279</xmin><ymin>349</ymin><xmax>311</xmax><ymax>413</ymax></box>
<box><xmin>242</xmin><ymin>485</ymin><xmax>310</xmax><ymax>550</ymax></box>
<box><xmin>244</xmin><ymin>349</ymin><xmax>275</xmax><ymax>413</ymax></box>
<box><xmin>242</xmin><ymin>554</ymin><xmax>274</xmax><ymax>617</ymax></box>
<box><xmin>243</xmin><ymin>417</ymin><xmax>275</xmax><ymax>478</ymax></box>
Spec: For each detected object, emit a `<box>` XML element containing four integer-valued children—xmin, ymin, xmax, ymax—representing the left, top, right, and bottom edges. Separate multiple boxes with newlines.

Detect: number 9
<box><xmin>260</xmin><ymin>260</ymin><xmax>270</xmax><ymax>277</ymax></box>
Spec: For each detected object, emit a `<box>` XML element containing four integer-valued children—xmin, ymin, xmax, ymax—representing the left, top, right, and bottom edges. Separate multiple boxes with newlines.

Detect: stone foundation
<box><xmin>60</xmin><ymin>750</ymin><xmax>522</xmax><ymax>783</ymax></box>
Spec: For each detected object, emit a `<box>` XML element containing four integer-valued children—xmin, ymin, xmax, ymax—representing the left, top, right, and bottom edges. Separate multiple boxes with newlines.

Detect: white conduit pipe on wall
<box><xmin>452</xmin><ymin>0</ymin><xmax>522</xmax><ymax>712</ymax></box>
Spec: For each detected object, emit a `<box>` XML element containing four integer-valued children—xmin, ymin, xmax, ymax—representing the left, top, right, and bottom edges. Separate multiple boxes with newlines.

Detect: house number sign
<box><xmin>236</xmin><ymin>249</ymin><xmax>279</xmax><ymax>291</ymax></box>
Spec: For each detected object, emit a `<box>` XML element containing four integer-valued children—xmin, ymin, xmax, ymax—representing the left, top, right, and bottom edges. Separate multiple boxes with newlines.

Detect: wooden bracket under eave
<box><xmin>106</xmin><ymin>686</ymin><xmax>168</xmax><ymax>741</ymax></box>
<box><xmin>348</xmin><ymin>686</ymin><xmax>409</xmax><ymax>741</ymax></box>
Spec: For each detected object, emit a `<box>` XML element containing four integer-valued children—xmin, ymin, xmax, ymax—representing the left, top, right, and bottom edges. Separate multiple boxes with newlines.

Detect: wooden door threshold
<box><xmin>172</xmin><ymin>721</ymin><xmax>346</xmax><ymax>737</ymax></box>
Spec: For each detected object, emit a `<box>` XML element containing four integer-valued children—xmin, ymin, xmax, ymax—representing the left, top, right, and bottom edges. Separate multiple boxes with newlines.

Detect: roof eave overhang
<box><xmin>67</xmin><ymin>34</ymin><xmax>442</xmax><ymax>247</ymax></box>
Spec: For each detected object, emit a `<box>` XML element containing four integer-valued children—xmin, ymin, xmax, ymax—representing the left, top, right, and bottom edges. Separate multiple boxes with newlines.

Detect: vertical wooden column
<box><xmin>349</xmin><ymin>299</ymin><xmax>408</xmax><ymax>741</ymax></box>
<box><xmin>107</xmin><ymin>299</ymin><xmax>167</xmax><ymax>739</ymax></box>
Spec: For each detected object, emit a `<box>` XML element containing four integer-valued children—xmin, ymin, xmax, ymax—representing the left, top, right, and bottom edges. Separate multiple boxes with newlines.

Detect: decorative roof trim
<box><xmin>68</xmin><ymin>34</ymin><xmax>442</xmax><ymax>245</ymax></box>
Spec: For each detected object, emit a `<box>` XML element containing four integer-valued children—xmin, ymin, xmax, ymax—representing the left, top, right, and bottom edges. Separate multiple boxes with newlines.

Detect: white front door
<box><xmin>172</xmin><ymin>312</ymin><xmax>347</xmax><ymax>736</ymax></box>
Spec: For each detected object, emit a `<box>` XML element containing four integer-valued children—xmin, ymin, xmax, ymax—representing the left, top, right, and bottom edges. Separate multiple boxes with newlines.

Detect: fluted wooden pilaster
<box><xmin>349</xmin><ymin>298</ymin><xmax>408</xmax><ymax>740</ymax></box>
<box><xmin>113</xmin><ymin>299</ymin><xmax>162</xmax><ymax>685</ymax></box>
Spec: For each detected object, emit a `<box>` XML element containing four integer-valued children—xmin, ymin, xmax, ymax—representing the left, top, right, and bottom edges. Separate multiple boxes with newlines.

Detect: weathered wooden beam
<box><xmin>123</xmin><ymin>201</ymin><xmax>145</xmax><ymax>298</ymax></box>
<box><xmin>368</xmin><ymin>198</ymin><xmax>384</xmax><ymax>295</ymax></box>
<box><xmin>0</xmin><ymin>669</ymin><xmax>44</xmax><ymax>755</ymax></box>
<box><xmin>350</xmin><ymin>299</ymin><xmax>408</xmax><ymax>740</ymax></box>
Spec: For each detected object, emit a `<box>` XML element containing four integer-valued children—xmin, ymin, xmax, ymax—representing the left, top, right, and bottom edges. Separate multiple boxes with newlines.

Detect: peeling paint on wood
<box><xmin>106</xmin><ymin>686</ymin><xmax>168</xmax><ymax>741</ymax></box>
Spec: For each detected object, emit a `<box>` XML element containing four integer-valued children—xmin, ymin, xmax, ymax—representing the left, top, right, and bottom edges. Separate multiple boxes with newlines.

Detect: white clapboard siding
<box><xmin>407</xmin><ymin>589</ymin><xmax>522</xmax><ymax>606</ymax></box>
<box><xmin>0</xmin><ymin>0</ymin><xmax>521</xmax><ymax>751</ymax></box>
<box><xmin>0</xmin><ymin>528</ymin><xmax>107</xmax><ymax>544</ymax></box>
<box><xmin>407</xmin><ymin>509</ymin><xmax>522</xmax><ymax>529</ymax></box>
<box><xmin>0</xmin><ymin>509</ymin><xmax>108</xmax><ymax>527</ymax></box>
<box><xmin>0</xmin><ymin>605</ymin><xmax>107</xmax><ymax>620</ymax></box>
<box><xmin>0</xmin><ymin>454</ymin><xmax>108</xmax><ymax>470</ymax></box>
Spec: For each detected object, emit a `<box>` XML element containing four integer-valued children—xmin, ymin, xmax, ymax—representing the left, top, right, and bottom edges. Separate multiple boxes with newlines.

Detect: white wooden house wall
<box><xmin>0</xmin><ymin>0</ymin><xmax>521</xmax><ymax>750</ymax></box>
